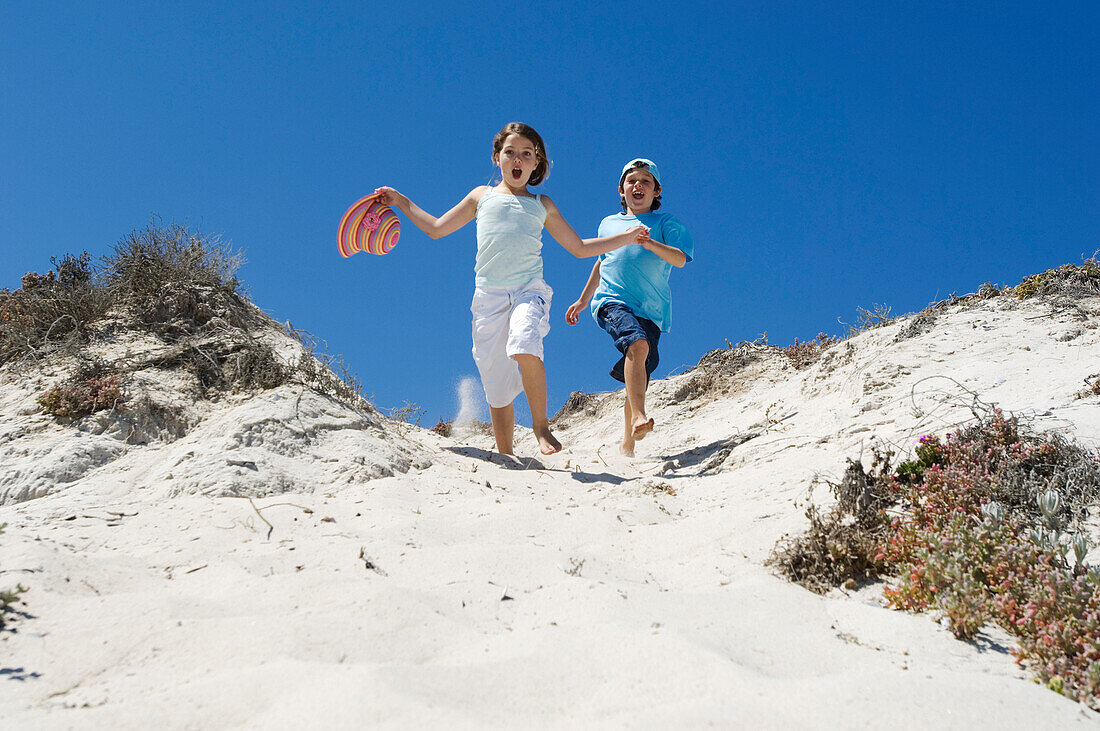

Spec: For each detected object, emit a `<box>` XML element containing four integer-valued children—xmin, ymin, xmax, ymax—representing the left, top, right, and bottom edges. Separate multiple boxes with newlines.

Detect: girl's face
<box><xmin>494</xmin><ymin>134</ymin><xmax>540</xmax><ymax>190</ymax></box>
<box><xmin>620</xmin><ymin>169</ymin><xmax>659</xmax><ymax>214</ymax></box>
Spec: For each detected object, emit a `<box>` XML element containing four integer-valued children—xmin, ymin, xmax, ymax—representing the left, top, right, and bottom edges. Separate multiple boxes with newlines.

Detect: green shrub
<box><xmin>894</xmin><ymin>434</ymin><xmax>944</xmax><ymax>484</ymax></box>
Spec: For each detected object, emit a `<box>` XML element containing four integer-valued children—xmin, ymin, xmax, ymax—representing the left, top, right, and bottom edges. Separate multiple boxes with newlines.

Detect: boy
<box><xmin>565</xmin><ymin>158</ymin><xmax>694</xmax><ymax>456</ymax></box>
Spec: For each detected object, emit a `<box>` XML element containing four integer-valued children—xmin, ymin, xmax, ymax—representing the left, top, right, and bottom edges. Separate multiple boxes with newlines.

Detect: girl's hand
<box><xmin>565</xmin><ymin>299</ymin><xmax>587</xmax><ymax>326</ymax></box>
<box><xmin>373</xmin><ymin>186</ymin><xmax>408</xmax><ymax>210</ymax></box>
<box><xmin>626</xmin><ymin>225</ymin><xmax>651</xmax><ymax>246</ymax></box>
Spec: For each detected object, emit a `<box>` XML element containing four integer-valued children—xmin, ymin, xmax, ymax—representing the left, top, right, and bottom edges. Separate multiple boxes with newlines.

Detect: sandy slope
<box><xmin>2</xmin><ymin>293</ymin><xmax>1100</xmax><ymax>728</ymax></box>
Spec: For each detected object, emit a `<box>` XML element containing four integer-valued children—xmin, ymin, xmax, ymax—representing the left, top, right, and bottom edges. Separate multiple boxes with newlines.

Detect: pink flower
<box><xmin>363</xmin><ymin>211</ymin><xmax>382</xmax><ymax>231</ymax></box>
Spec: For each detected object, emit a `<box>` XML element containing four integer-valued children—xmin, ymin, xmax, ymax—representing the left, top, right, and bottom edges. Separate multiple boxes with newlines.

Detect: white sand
<box><xmin>2</xmin><ymin>293</ymin><xmax>1100</xmax><ymax>727</ymax></box>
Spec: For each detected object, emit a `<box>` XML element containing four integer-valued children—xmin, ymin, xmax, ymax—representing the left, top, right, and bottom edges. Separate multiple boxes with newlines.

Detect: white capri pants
<box><xmin>471</xmin><ymin>277</ymin><xmax>553</xmax><ymax>408</ymax></box>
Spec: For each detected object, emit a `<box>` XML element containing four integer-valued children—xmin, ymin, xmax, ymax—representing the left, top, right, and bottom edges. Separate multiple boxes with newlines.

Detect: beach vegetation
<box><xmin>0</xmin><ymin>251</ymin><xmax>111</xmax><ymax>365</ymax></box>
<box><xmin>851</xmin><ymin>302</ymin><xmax>895</xmax><ymax>333</ymax></box>
<box><xmin>3</xmin><ymin>222</ymin><xmax>372</xmax><ymax>418</ymax></box>
<box><xmin>553</xmin><ymin>390</ymin><xmax>602</xmax><ymax>421</ymax></box>
<box><xmin>102</xmin><ymin>219</ymin><xmax>255</xmax><ymax>337</ymax></box>
<box><xmin>38</xmin><ymin>360</ymin><xmax>125</xmax><ymax>419</ymax></box>
<box><xmin>771</xmin><ymin>408</ymin><xmax>1100</xmax><ymax>707</ymax></box>
<box><xmin>780</xmin><ymin>333</ymin><xmax>839</xmax><ymax>370</ymax></box>
<box><xmin>1012</xmin><ymin>259</ymin><xmax>1100</xmax><ymax>301</ymax></box>
<box><xmin>0</xmin><ymin>523</ymin><xmax>28</xmax><ymax>629</ymax></box>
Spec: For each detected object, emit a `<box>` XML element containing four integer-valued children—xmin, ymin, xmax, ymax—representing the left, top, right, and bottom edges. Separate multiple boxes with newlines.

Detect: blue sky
<box><xmin>3</xmin><ymin>2</ymin><xmax>1098</xmax><ymax>426</ymax></box>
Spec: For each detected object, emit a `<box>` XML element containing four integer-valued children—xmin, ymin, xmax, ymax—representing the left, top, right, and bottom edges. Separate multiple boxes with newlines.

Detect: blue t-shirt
<box><xmin>590</xmin><ymin>211</ymin><xmax>693</xmax><ymax>332</ymax></box>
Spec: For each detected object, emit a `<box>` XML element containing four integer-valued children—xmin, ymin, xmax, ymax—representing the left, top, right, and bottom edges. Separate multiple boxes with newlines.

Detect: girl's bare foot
<box><xmin>632</xmin><ymin>416</ymin><xmax>655</xmax><ymax>440</ymax></box>
<box><xmin>535</xmin><ymin>427</ymin><xmax>562</xmax><ymax>455</ymax></box>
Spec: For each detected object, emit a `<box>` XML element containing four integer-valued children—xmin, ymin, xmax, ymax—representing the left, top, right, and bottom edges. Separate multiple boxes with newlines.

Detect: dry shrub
<box><xmin>284</xmin><ymin>328</ymin><xmax>372</xmax><ymax>409</ymax></box>
<box><xmin>770</xmin><ymin>455</ymin><xmax>893</xmax><ymax>594</ymax></box>
<box><xmin>453</xmin><ymin>419</ymin><xmax>493</xmax><ymax>437</ymax></box>
<box><xmin>0</xmin><ymin>523</ymin><xmax>28</xmax><ymax>629</ymax></box>
<box><xmin>102</xmin><ymin>393</ymin><xmax>191</xmax><ymax>445</ymax></box>
<box><xmin>1083</xmin><ymin>374</ymin><xmax>1100</xmax><ymax>399</ymax></box>
<box><xmin>3</xmin><ymin>223</ymin><xmax>374</xmax><ymax>416</ymax></box>
<box><xmin>1014</xmin><ymin>258</ymin><xmax>1100</xmax><ymax>301</ymax></box>
<box><xmin>553</xmin><ymin>390</ymin><xmax>600</xmax><ymax>421</ymax></box>
<box><xmin>230</xmin><ymin>341</ymin><xmax>288</xmax><ymax>391</ymax></box>
<box><xmin>844</xmin><ymin>302</ymin><xmax>895</xmax><ymax>336</ymax></box>
<box><xmin>103</xmin><ymin>221</ymin><xmax>256</xmax><ymax>337</ymax></box>
<box><xmin>668</xmin><ymin>341</ymin><xmax>764</xmax><ymax>403</ymax></box>
<box><xmin>780</xmin><ymin>333</ymin><xmax>838</xmax><ymax>370</ymax></box>
<box><xmin>694</xmin><ymin>341</ymin><xmax>762</xmax><ymax>376</ymax></box>
<box><xmin>671</xmin><ymin>371</ymin><xmax>718</xmax><ymax>402</ymax></box>
<box><xmin>152</xmin><ymin>338</ymin><xmax>290</xmax><ymax>397</ymax></box>
<box><xmin>0</xmin><ymin>252</ymin><xmax>111</xmax><ymax>365</ymax></box>
<box><xmin>894</xmin><ymin>311</ymin><xmax>938</xmax><ymax>342</ymax></box>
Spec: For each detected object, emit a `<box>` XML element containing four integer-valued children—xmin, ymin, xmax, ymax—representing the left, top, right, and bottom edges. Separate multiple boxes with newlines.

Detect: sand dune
<box><xmin>2</xmin><ymin>289</ymin><xmax>1099</xmax><ymax>727</ymax></box>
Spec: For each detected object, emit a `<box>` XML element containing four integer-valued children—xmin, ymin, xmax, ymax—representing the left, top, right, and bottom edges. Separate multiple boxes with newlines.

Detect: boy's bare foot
<box><xmin>619</xmin><ymin>442</ymin><xmax>635</xmax><ymax>457</ymax></box>
<box><xmin>535</xmin><ymin>427</ymin><xmax>562</xmax><ymax>455</ymax></box>
<box><xmin>632</xmin><ymin>416</ymin><xmax>655</xmax><ymax>440</ymax></box>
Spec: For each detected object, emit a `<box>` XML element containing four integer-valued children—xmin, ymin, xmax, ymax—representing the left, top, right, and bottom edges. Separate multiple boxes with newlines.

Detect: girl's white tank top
<box><xmin>474</xmin><ymin>189</ymin><xmax>547</xmax><ymax>288</ymax></box>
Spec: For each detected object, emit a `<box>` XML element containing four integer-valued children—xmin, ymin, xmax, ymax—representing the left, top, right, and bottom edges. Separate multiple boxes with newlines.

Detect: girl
<box><xmin>375</xmin><ymin>123</ymin><xmax>649</xmax><ymax>456</ymax></box>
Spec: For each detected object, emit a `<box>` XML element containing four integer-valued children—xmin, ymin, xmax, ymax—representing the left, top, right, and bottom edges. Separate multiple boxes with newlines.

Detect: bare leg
<box><xmin>489</xmin><ymin>403</ymin><xmax>515</xmax><ymax>456</ymax></box>
<box><xmin>514</xmin><ymin>353</ymin><xmax>562</xmax><ymax>455</ymax></box>
<box><xmin>624</xmin><ymin>339</ymin><xmax>654</xmax><ymax>440</ymax></box>
<box><xmin>620</xmin><ymin>397</ymin><xmax>635</xmax><ymax>457</ymax></box>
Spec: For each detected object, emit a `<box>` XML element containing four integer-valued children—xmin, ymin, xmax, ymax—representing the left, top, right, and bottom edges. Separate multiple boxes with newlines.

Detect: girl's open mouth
<box><xmin>511</xmin><ymin>168</ymin><xmax>522</xmax><ymax>179</ymax></box>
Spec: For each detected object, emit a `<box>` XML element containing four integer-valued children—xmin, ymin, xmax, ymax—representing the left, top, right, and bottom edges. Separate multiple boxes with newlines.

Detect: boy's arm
<box><xmin>565</xmin><ymin>260</ymin><xmax>602</xmax><ymax>326</ymax></box>
<box><xmin>542</xmin><ymin>196</ymin><xmax>649</xmax><ymax>257</ymax></box>
<box><xmin>642</xmin><ymin>238</ymin><xmax>688</xmax><ymax>268</ymax></box>
<box><xmin>374</xmin><ymin>186</ymin><xmax>481</xmax><ymax>239</ymax></box>
<box><xmin>647</xmin><ymin>216</ymin><xmax>693</xmax><ymax>268</ymax></box>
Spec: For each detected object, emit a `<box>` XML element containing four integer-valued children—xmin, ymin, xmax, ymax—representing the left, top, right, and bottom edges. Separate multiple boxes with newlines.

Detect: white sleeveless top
<box><xmin>474</xmin><ymin>189</ymin><xmax>547</xmax><ymax>288</ymax></box>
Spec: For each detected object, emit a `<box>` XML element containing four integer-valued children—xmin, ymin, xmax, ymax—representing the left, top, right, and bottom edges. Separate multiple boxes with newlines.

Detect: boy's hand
<box><xmin>373</xmin><ymin>187</ymin><xmax>408</xmax><ymax>210</ymax></box>
<box><xmin>565</xmin><ymin>299</ymin><xmax>587</xmax><ymax>326</ymax></box>
<box><xmin>625</xmin><ymin>225</ymin><xmax>650</xmax><ymax>246</ymax></box>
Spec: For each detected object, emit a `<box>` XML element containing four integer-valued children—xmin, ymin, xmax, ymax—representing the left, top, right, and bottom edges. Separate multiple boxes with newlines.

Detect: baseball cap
<box><xmin>621</xmin><ymin>158</ymin><xmax>661</xmax><ymax>187</ymax></box>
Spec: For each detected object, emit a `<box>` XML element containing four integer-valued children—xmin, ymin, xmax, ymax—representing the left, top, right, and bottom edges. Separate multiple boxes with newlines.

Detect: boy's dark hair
<box><xmin>492</xmin><ymin>122</ymin><xmax>550</xmax><ymax>186</ymax></box>
<box><xmin>619</xmin><ymin>161</ymin><xmax>662</xmax><ymax>212</ymax></box>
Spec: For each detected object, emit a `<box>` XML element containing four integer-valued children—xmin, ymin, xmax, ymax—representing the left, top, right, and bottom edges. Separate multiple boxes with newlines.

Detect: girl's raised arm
<box><xmin>541</xmin><ymin>195</ymin><xmax>649</xmax><ymax>258</ymax></box>
<box><xmin>374</xmin><ymin>186</ymin><xmax>484</xmax><ymax>239</ymax></box>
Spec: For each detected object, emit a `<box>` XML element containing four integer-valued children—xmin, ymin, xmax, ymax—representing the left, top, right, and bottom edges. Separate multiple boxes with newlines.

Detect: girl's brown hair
<box><xmin>492</xmin><ymin>122</ymin><xmax>550</xmax><ymax>186</ymax></box>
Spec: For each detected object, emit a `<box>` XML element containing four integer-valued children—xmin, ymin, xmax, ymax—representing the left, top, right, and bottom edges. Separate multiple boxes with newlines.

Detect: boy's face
<box><xmin>620</xmin><ymin>169</ymin><xmax>660</xmax><ymax>214</ymax></box>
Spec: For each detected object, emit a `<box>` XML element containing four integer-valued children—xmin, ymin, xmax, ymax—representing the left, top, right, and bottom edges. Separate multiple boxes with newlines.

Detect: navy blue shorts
<box><xmin>596</xmin><ymin>302</ymin><xmax>661</xmax><ymax>384</ymax></box>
